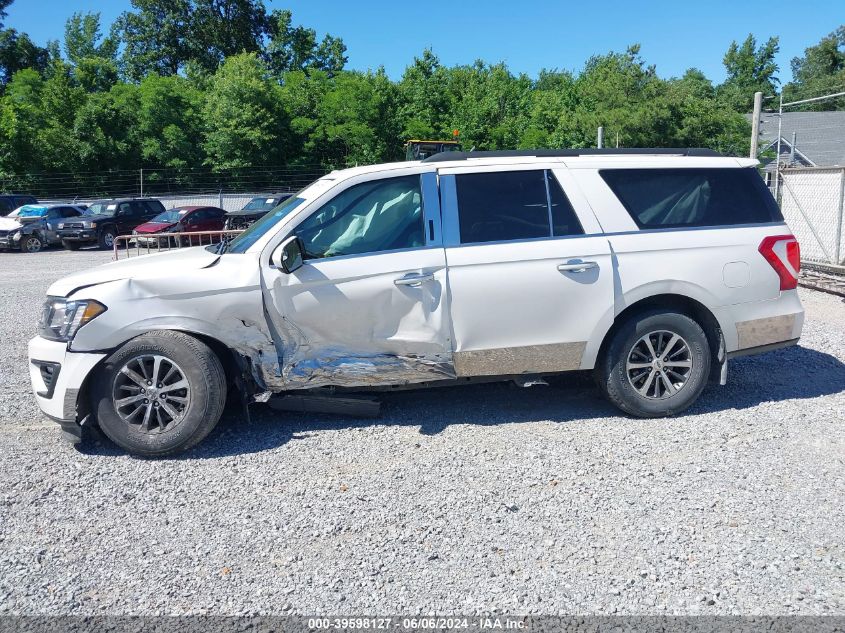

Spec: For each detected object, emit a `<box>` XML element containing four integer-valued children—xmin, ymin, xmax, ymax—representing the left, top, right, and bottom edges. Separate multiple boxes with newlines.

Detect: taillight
<box><xmin>758</xmin><ymin>235</ymin><xmax>800</xmax><ymax>290</ymax></box>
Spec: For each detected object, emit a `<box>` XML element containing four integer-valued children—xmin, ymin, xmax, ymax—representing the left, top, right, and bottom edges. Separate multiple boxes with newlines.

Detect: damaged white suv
<box><xmin>28</xmin><ymin>149</ymin><xmax>804</xmax><ymax>456</ymax></box>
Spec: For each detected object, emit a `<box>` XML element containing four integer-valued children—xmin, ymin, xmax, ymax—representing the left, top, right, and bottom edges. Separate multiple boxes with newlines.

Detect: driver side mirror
<box><xmin>271</xmin><ymin>235</ymin><xmax>304</xmax><ymax>274</ymax></box>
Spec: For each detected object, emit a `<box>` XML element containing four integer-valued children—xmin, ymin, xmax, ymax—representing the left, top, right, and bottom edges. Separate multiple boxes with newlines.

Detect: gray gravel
<box><xmin>0</xmin><ymin>248</ymin><xmax>843</xmax><ymax>615</ymax></box>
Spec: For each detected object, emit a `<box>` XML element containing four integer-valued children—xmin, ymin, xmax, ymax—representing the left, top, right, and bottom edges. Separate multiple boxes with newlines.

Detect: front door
<box><xmin>262</xmin><ymin>171</ymin><xmax>454</xmax><ymax>390</ymax></box>
<box><xmin>439</xmin><ymin>166</ymin><xmax>614</xmax><ymax>376</ymax></box>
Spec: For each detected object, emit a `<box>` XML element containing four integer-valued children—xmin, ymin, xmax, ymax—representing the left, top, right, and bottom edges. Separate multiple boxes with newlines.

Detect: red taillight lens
<box><xmin>759</xmin><ymin>235</ymin><xmax>800</xmax><ymax>291</ymax></box>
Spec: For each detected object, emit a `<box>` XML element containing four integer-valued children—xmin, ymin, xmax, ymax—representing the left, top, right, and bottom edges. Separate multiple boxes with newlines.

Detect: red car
<box><xmin>132</xmin><ymin>206</ymin><xmax>226</xmax><ymax>246</ymax></box>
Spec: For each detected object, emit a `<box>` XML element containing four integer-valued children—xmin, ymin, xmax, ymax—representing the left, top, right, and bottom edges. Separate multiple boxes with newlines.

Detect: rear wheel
<box><xmin>98</xmin><ymin>227</ymin><xmax>116</xmax><ymax>249</ymax></box>
<box><xmin>91</xmin><ymin>331</ymin><xmax>227</xmax><ymax>457</ymax></box>
<box><xmin>596</xmin><ymin>310</ymin><xmax>710</xmax><ymax>418</ymax></box>
<box><xmin>21</xmin><ymin>234</ymin><xmax>43</xmax><ymax>253</ymax></box>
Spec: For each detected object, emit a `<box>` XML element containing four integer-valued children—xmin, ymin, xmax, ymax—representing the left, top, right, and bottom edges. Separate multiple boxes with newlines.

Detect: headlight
<box><xmin>8</xmin><ymin>227</ymin><xmax>21</xmax><ymax>236</ymax></box>
<box><xmin>88</xmin><ymin>221</ymin><xmax>97</xmax><ymax>228</ymax></box>
<box><xmin>38</xmin><ymin>298</ymin><xmax>107</xmax><ymax>342</ymax></box>
<box><xmin>57</xmin><ymin>223</ymin><xmax>65</xmax><ymax>229</ymax></box>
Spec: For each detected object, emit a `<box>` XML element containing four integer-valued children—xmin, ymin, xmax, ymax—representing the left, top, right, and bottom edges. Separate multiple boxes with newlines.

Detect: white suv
<box><xmin>28</xmin><ymin>149</ymin><xmax>804</xmax><ymax>456</ymax></box>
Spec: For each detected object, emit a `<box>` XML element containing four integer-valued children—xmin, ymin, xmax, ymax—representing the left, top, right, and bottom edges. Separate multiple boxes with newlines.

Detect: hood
<box><xmin>0</xmin><ymin>217</ymin><xmax>21</xmax><ymax>231</ymax></box>
<box><xmin>135</xmin><ymin>220</ymin><xmax>176</xmax><ymax>234</ymax></box>
<box><xmin>226</xmin><ymin>208</ymin><xmax>268</xmax><ymax>218</ymax></box>
<box><xmin>76</xmin><ymin>213</ymin><xmax>113</xmax><ymax>223</ymax></box>
<box><xmin>48</xmin><ymin>247</ymin><xmax>220</xmax><ymax>297</ymax></box>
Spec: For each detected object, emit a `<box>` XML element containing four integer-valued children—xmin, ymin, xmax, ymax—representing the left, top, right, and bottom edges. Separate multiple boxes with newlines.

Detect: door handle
<box><xmin>557</xmin><ymin>261</ymin><xmax>598</xmax><ymax>273</ymax></box>
<box><xmin>394</xmin><ymin>273</ymin><xmax>434</xmax><ymax>287</ymax></box>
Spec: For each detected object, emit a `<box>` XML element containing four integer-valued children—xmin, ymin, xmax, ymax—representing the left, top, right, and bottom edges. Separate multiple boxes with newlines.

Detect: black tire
<box><xmin>91</xmin><ymin>330</ymin><xmax>227</xmax><ymax>457</ymax></box>
<box><xmin>98</xmin><ymin>227</ymin><xmax>117</xmax><ymax>250</ymax></box>
<box><xmin>595</xmin><ymin>310</ymin><xmax>710</xmax><ymax>418</ymax></box>
<box><xmin>20</xmin><ymin>233</ymin><xmax>43</xmax><ymax>253</ymax></box>
<box><xmin>62</xmin><ymin>240</ymin><xmax>81</xmax><ymax>250</ymax></box>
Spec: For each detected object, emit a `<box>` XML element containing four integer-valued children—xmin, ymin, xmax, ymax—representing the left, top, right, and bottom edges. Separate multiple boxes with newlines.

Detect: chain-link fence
<box><xmin>751</xmin><ymin>90</ymin><xmax>845</xmax><ymax>268</ymax></box>
<box><xmin>778</xmin><ymin>167</ymin><xmax>845</xmax><ymax>266</ymax></box>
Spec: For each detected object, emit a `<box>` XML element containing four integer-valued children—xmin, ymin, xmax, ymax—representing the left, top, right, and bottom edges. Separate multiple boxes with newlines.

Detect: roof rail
<box><xmin>421</xmin><ymin>148</ymin><xmax>723</xmax><ymax>162</ymax></box>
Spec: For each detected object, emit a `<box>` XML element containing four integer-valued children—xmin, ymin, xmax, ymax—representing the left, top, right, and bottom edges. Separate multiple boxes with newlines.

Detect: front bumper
<box><xmin>57</xmin><ymin>230</ymin><xmax>96</xmax><ymax>243</ymax></box>
<box><xmin>0</xmin><ymin>233</ymin><xmax>21</xmax><ymax>249</ymax></box>
<box><xmin>28</xmin><ymin>336</ymin><xmax>106</xmax><ymax>423</ymax></box>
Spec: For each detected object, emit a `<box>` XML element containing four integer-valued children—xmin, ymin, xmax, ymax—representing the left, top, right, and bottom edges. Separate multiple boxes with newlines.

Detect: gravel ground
<box><xmin>0</xmin><ymin>248</ymin><xmax>843</xmax><ymax>616</ymax></box>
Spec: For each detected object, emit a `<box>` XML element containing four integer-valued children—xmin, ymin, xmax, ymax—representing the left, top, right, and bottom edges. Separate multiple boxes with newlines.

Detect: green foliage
<box><xmin>0</xmin><ymin>1</ymin><xmax>840</xmax><ymax>181</ymax></box>
<box><xmin>782</xmin><ymin>26</ymin><xmax>845</xmax><ymax>109</ymax></box>
<box><xmin>202</xmin><ymin>53</ymin><xmax>286</xmax><ymax>170</ymax></box>
<box><xmin>718</xmin><ymin>34</ymin><xmax>780</xmax><ymax>111</ymax></box>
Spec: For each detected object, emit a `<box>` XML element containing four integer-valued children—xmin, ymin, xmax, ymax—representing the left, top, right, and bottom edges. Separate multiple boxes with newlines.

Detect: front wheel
<box><xmin>91</xmin><ymin>331</ymin><xmax>227</xmax><ymax>457</ymax></box>
<box><xmin>98</xmin><ymin>228</ymin><xmax>116</xmax><ymax>250</ymax></box>
<box><xmin>596</xmin><ymin>310</ymin><xmax>710</xmax><ymax>418</ymax></box>
<box><xmin>21</xmin><ymin>234</ymin><xmax>43</xmax><ymax>253</ymax></box>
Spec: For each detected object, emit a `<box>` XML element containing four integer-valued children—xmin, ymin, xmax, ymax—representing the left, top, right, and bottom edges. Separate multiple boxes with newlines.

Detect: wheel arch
<box><xmin>587</xmin><ymin>292</ymin><xmax>726</xmax><ymax>382</ymax></box>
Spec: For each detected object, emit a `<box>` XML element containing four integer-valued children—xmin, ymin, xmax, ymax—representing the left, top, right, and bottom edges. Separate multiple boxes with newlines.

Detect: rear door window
<box><xmin>600</xmin><ymin>167</ymin><xmax>783</xmax><ymax>229</ymax></box>
<box><xmin>454</xmin><ymin>170</ymin><xmax>584</xmax><ymax>244</ymax></box>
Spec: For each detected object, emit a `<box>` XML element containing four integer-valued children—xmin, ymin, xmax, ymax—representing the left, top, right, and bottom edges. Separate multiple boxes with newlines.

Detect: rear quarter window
<box><xmin>600</xmin><ymin>167</ymin><xmax>783</xmax><ymax>229</ymax></box>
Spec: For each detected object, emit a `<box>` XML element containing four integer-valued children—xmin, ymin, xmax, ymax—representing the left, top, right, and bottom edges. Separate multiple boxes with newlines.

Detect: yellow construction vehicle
<box><xmin>404</xmin><ymin>132</ymin><xmax>462</xmax><ymax>161</ymax></box>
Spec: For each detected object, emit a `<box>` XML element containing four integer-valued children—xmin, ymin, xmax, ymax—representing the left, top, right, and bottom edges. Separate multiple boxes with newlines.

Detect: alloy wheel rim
<box><xmin>626</xmin><ymin>330</ymin><xmax>693</xmax><ymax>399</ymax></box>
<box><xmin>25</xmin><ymin>237</ymin><xmax>41</xmax><ymax>252</ymax></box>
<box><xmin>112</xmin><ymin>354</ymin><xmax>191</xmax><ymax>433</ymax></box>
<box><xmin>103</xmin><ymin>232</ymin><xmax>115</xmax><ymax>247</ymax></box>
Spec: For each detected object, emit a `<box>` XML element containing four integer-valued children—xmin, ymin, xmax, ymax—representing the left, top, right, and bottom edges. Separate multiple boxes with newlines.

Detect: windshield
<box><xmin>151</xmin><ymin>208</ymin><xmax>187</xmax><ymax>223</ymax></box>
<box><xmin>85</xmin><ymin>202</ymin><xmax>118</xmax><ymax>217</ymax></box>
<box><xmin>241</xmin><ymin>197</ymin><xmax>280</xmax><ymax>212</ymax></box>
<box><xmin>222</xmin><ymin>196</ymin><xmax>306</xmax><ymax>254</ymax></box>
<box><xmin>17</xmin><ymin>205</ymin><xmax>47</xmax><ymax>217</ymax></box>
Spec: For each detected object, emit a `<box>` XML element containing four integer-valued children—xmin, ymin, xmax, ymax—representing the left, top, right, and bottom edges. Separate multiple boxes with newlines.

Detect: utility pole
<box><xmin>597</xmin><ymin>126</ymin><xmax>604</xmax><ymax>149</ymax></box>
<box><xmin>774</xmin><ymin>93</ymin><xmax>783</xmax><ymax>201</ymax></box>
<box><xmin>140</xmin><ymin>168</ymin><xmax>144</xmax><ymax>198</ymax></box>
<box><xmin>790</xmin><ymin>131</ymin><xmax>797</xmax><ymax>165</ymax></box>
<box><xmin>749</xmin><ymin>91</ymin><xmax>763</xmax><ymax>158</ymax></box>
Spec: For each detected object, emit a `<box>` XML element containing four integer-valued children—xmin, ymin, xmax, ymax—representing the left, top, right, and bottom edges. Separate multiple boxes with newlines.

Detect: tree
<box><xmin>718</xmin><ymin>34</ymin><xmax>780</xmax><ymax>112</ymax></box>
<box><xmin>137</xmin><ymin>73</ymin><xmax>204</xmax><ymax>167</ymax></box>
<box><xmin>64</xmin><ymin>12</ymin><xmax>119</xmax><ymax>92</ymax></box>
<box><xmin>782</xmin><ymin>26</ymin><xmax>845</xmax><ymax>109</ymax></box>
<box><xmin>188</xmin><ymin>0</ymin><xmax>267</xmax><ymax>73</ymax></box>
<box><xmin>202</xmin><ymin>53</ymin><xmax>286</xmax><ymax>169</ymax></box>
<box><xmin>115</xmin><ymin>0</ymin><xmax>193</xmax><ymax>80</ymax></box>
<box><xmin>264</xmin><ymin>9</ymin><xmax>346</xmax><ymax>76</ymax></box>
<box><xmin>0</xmin><ymin>29</ymin><xmax>50</xmax><ymax>87</ymax></box>
<box><xmin>397</xmin><ymin>49</ymin><xmax>450</xmax><ymax>140</ymax></box>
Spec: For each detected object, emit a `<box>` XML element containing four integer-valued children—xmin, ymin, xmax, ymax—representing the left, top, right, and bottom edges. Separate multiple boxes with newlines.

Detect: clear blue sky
<box><xmin>5</xmin><ymin>0</ymin><xmax>842</xmax><ymax>83</ymax></box>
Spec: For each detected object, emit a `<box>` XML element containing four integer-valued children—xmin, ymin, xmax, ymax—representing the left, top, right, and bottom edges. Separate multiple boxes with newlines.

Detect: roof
<box><xmin>749</xmin><ymin>111</ymin><xmax>845</xmax><ymax>167</ymax></box>
<box><xmin>423</xmin><ymin>148</ymin><xmax>721</xmax><ymax>162</ymax></box>
<box><xmin>324</xmin><ymin>153</ymin><xmax>753</xmax><ymax>181</ymax></box>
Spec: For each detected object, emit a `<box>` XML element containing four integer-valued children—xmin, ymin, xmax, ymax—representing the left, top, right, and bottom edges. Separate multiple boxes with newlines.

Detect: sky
<box><xmin>5</xmin><ymin>0</ymin><xmax>842</xmax><ymax>84</ymax></box>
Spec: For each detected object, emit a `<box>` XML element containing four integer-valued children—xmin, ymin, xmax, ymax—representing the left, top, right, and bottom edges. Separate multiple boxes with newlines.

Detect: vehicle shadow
<box><xmin>77</xmin><ymin>344</ymin><xmax>845</xmax><ymax>460</ymax></box>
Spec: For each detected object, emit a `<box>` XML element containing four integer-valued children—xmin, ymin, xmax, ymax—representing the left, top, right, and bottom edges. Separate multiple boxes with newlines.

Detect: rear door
<box><xmin>439</xmin><ymin>165</ymin><xmax>614</xmax><ymax>376</ymax></box>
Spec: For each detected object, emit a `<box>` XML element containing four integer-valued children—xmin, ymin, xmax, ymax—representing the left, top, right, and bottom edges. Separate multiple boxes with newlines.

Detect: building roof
<box><xmin>749</xmin><ymin>111</ymin><xmax>845</xmax><ymax>167</ymax></box>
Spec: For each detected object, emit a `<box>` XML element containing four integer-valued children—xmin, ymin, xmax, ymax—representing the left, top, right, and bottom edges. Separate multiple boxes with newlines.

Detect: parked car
<box><xmin>132</xmin><ymin>206</ymin><xmax>226</xmax><ymax>246</ymax></box>
<box><xmin>0</xmin><ymin>204</ymin><xmax>84</xmax><ymax>252</ymax></box>
<box><xmin>29</xmin><ymin>148</ymin><xmax>804</xmax><ymax>456</ymax></box>
<box><xmin>0</xmin><ymin>194</ymin><xmax>38</xmax><ymax>217</ymax></box>
<box><xmin>224</xmin><ymin>193</ymin><xmax>294</xmax><ymax>231</ymax></box>
<box><xmin>56</xmin><ymin>198</ymin><xmax>166</xmax><ymax>250</ymax></box>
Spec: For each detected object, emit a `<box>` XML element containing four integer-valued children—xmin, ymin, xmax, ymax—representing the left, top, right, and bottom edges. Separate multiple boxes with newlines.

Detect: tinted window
<box><xmin>456</xmin><ymin>170</ymin><xmax>550</xmax><ymax>244</ymax></box>
<box><xmin>144</xmin><ymin>200</ymin><xmax>165</xmax><ymax>214</ymax></box>
<box><xmin>600</xmin><ymin>168</ymin><xmax>783</xmax><ymax>229</ymax></box>
<box><xmin>296</xmin><ymin>175</ymin><xmax>423</xmax><ymax>259</ymax></box>
<box><xmin>60</xmin><ymin>207</ymin><xmax>81</xmax><ymax>218</ymax></box>
<box><xmin>549</xmin><ymin>175</ymin><xmax>583</xmax><ymax>237</ymax></box>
